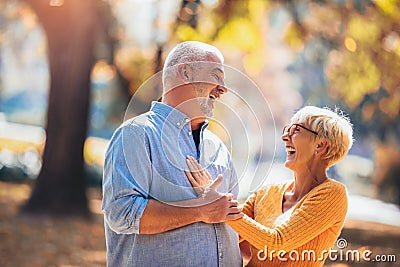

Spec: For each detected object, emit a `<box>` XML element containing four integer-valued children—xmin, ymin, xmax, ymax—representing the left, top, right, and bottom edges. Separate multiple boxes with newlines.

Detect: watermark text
<box><xmin>257</xmin><ymin>238</ymin><xmax>396</xmax><ymax>263</ymax></box>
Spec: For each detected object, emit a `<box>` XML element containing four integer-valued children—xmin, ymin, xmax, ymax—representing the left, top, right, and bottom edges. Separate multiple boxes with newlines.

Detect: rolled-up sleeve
<box><xmin>102</xmin><ymin>122</ymin><xmax>152</xmax><ymax>234</ymax></box>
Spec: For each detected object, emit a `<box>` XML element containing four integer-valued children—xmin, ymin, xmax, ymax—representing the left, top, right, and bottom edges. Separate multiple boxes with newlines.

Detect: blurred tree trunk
<box><xmin>22</xmin><ymin>0</ymin><xmax>100</xmax><ymax>216</ymax></box>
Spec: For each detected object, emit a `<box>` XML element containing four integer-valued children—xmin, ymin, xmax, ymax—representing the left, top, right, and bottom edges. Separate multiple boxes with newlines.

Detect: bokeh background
<box><xmin>0</xmin><ymin>0</ymin><xmax>399</xmax><ymax>266</ymax></box>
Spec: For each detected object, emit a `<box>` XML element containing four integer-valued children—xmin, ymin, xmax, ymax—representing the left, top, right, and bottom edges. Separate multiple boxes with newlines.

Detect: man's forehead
<box><xmin>214</xmin><ymin>66</ymin><xmax>225</xmax><ymax>74</ymax></box>
<box><xmin>201</xmin><ymin>55</ymin><xmax>224</xmax><ymax>72</ymax></box>
<box><xmin>195</xmin><ymin>61</ymin><xmax>224</xmax><ymax>73</ymax></box>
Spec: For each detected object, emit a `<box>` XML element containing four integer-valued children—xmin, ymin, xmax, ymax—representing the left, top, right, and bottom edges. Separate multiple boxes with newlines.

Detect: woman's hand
<box><xmin>184</xmin><ymin>156</ymin><xmax>213</xmax><ymax>197</ymax></box>
<box><xmin>183</xmin><ymin>156</ymin><xmax>243</xmax><ymax>222</ymax></box>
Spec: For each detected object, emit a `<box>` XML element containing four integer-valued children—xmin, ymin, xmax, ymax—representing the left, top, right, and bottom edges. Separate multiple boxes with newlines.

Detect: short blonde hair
<box><xmin>290</xmin><ymin>106</ymin><xmax>354</xmax><ymax>167</ymax></box>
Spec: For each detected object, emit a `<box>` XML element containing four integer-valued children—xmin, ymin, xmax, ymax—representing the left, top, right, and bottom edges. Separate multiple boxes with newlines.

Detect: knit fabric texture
<box><xmin>228</xmin><ymin>178</ymin><xmax>348</xmax><ymax>267</ymax></box>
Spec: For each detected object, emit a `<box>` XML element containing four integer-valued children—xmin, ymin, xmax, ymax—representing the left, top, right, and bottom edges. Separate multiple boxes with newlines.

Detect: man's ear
<box><xmin>177</xmin><ymin>63</ymin><xmax>190</xmax><ymax>83</ymax></box>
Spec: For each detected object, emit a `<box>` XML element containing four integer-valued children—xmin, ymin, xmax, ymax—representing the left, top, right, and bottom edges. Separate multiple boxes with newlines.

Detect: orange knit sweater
<box><xmin>227</xmin><ymin>178</ymin><xmax>348</xmax><ymax>267</ymax></box>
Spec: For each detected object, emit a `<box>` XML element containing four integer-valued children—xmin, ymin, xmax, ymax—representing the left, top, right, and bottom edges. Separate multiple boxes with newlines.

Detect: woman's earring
<box><xmin>315</xmin><ymin>150</ymin><xmax>318</xmax><ymax>154</ymax></box>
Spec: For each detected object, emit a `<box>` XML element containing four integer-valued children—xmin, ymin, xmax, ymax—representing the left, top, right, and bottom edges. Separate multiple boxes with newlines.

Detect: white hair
<box><xmin>162</xmin><ymin>41</ymin><xmax>224</xmax><ymax>89</ymax></box>
<box><xmin>290</xmin><ymin>106</ymin><xmax>354</xmax><ymax>167</ymax></box>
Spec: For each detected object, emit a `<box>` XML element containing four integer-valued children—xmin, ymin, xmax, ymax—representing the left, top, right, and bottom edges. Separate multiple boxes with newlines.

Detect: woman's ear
<box><xmin>315</xmin><ymin>139</ymin><xmax>329</xmax><ymax>155</ymax></box>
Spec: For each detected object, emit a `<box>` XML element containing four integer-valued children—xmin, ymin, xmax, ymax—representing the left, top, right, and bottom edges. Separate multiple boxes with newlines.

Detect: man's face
<box><xmin>190</xmin><ymin>61</ymin><xmax>227</xmax><ymax>118</ymax></box>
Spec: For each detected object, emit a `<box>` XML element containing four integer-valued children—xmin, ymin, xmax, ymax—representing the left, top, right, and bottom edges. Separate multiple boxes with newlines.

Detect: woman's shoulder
<box><xmin>322</xmin><ymin>178</ymin><xmax>347</xmax><ymax>194</ymax></box>
<box><xmin>309</xmin><ymin>178</ymin><xmax>348</xmax><ymax>203</ymax></box>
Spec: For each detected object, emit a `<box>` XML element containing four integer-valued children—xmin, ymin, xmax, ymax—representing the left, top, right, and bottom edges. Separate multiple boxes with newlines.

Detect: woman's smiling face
<box><xmin>281</xmin><ymin>123</ymin><xmax>319</xmax><ymax>172</ymax></box>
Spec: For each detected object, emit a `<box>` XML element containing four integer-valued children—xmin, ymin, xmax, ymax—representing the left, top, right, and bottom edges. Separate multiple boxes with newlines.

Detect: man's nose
<box><xmin>218</xmin><ymin>85</ymin><xmax>228</xmax><ymax>94</ymax></box>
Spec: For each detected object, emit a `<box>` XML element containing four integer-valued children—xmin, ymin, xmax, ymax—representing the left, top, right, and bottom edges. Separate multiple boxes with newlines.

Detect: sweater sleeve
<box><xmin>241</xmin><ymin>191</ymin><xmax>256</xmax><ymax>218</ymax></box>
<box><xmin>237</xmin><ymin>191</ymin><xmax>256</xmax><ymax>243</ymax></box>
<box><xmin>241</xmin><ymin>185</ymin><xmax>273</xmax><ymax>217</ymax></box>
<box><xmin>228</xmin><ymin>182</ymin><xmax>348</xmax><ymax>251</ymax></box>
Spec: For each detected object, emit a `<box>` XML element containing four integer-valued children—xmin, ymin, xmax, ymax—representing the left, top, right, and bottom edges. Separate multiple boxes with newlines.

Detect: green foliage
<box><xmin>173</xmin><ymin>0</ymin><xmax>266</xmax><ymax>52</ymax></box>
<box><xmin>216</xmin><ymin>17</ymin><xmax>262</xmax><ymax>51</ymax></box>
<box><xmin>327</xmin><ymin>50</ymin><xmax>381</xmax><ymax>108</ymax></box>
<box><xmin>280</xmin><ymin>0</ymin><xmax>400</xmax><ymax>141</ymax></box>
<box><xmin>347</xmin><ymin>14</ymin><xmax>380</xmax><ymax>44</ymax></box>
<box><xmin>284</xmin><ymin>22</ymin><xmax>306</xmax><ymax>52</ymax></box>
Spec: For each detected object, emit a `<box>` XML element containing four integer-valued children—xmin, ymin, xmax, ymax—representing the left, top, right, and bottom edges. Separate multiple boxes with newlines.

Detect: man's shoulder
<box><xmin>120</xmin><ymin>111</ymin><xmax>155</xmax><ymax>129</ymax></box>
<box><xmin>110</xmin><ymin>112</ymin><xmax>157</xmax><ymax>142</ymax></box>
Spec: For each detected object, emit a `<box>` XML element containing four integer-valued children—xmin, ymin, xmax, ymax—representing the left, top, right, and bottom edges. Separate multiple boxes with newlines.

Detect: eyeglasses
<box><xmin>282</xmin><ymin>124</ymin><xmax>318</xmax><ymax>137</ymax></box>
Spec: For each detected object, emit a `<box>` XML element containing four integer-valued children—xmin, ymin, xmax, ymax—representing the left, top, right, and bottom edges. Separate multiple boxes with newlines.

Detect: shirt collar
<box><xmin>150</xmin><ymin>101</ymin><xmax>209</xmax><ymax>129</ymax></box>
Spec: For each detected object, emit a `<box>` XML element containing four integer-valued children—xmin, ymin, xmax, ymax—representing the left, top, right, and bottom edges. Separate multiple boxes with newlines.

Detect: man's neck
<box><xmin>162</xmin><ymin>98</ymin><xmax>206</xmax><ymax>130</ymax></box>
<box><xmin>191</xmin><ymin>118</ymin><xmax>206</xmax><ymax>130</ymax></box>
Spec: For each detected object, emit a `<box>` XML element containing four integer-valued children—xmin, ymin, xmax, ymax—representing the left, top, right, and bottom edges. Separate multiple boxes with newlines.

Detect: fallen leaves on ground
<box><xmin>0</xmin><ymin>182</ymin><xmax>106</xmax><ymax>267</ymax></box>
<box><xmin>0</xmin><ymin>181</ymin><xmax>399</xmax><ymax>267</ymax></box>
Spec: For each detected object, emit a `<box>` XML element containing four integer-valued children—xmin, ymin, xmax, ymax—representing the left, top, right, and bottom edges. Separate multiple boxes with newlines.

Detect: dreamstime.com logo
<box><xmin>257</xmin><ymin>238</ymin><xmax>397</xmax><ymax>263</ymax></box>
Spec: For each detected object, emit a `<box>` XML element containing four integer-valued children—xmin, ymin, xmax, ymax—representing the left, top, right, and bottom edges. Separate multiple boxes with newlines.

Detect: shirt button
<box><xmin>185</xmin><ymin>118</ymin><xmax>190</xmax><ymax>123</ymax></box>
<box><xmin>176</xmin><ymin>122</ymin><xmax>180</xmax><ymax>126</ymax></box>
<box><xmin>219</xmin><ymin>252</ymin><xmax>223</xmax><ymax>258</ymax></box>
<box><xmin>188</xmin><ymin>132</ymin><xmax>192</xmax><ymax>136</ymax></box>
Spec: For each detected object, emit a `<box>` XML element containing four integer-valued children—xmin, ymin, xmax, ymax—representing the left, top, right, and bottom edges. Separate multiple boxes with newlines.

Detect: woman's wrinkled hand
<box><xmin>184</xmin><ymin>156</ymin><xmax>243</xmax><ymax>222</ymax></box>
<box><xmin>184</xmin><ymin>156</ymin><xmax>213</xmax><ymax>197</ymax></box>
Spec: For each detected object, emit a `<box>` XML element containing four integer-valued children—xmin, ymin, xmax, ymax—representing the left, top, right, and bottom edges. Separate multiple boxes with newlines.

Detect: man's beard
<box><xmin>193</xmin><ymin>83</ymin><xmax>213</xmax><ymax>118</ymax></box>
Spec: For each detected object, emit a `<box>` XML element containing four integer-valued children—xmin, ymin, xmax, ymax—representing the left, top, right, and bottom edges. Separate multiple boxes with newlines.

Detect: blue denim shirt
<box><xmin>102</xmin><ymin>102</ymin><xmax>242</xmax><ymax>267</ymax></box>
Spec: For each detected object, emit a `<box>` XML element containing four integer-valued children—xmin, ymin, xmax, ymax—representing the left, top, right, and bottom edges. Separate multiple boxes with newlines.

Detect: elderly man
<box><xmin>102</xmin><ymin>41</ymin><xmax>243</xmax><ymax>266</ymax></box>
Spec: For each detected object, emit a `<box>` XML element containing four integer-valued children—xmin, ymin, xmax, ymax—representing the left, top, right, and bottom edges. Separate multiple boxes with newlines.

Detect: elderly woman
<box><xmin>185</xmin><ymin>106</ymin><xmax>353</xmax><ymax>267</ymax></box>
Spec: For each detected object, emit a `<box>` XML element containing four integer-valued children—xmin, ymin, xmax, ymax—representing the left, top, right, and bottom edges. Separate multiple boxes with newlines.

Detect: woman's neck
<box><xmin>291</xmin><ymin>169</ymin><xmax>328</xmax><ymax>201</ymax></box>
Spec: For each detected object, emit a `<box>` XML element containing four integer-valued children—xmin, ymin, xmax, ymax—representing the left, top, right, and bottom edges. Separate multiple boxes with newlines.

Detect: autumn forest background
<box><xmin>0</xmin><ymin>0</ymin><xmax>399</xmax><ymax>266</ymax></box>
